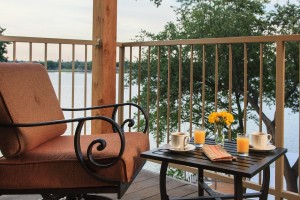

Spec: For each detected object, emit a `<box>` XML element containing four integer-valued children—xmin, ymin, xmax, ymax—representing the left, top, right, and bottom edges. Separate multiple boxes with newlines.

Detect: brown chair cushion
<box><xmin>0</xmin><ymin>63</ymin><xmax>66</xmax><ymax>158</ymax></box>
<box><xmin>0</xmin><ymin>132</ymin><xmax>149</xmax><ymax>189</ymax></box>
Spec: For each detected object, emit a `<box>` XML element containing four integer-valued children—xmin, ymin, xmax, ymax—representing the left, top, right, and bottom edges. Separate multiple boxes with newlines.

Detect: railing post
<box><xmin>92</xmin><ymin>0</ymin><xmax>117</xmax><ymax>134</ymax></box>
<box><xmin>275</xmin><ymin>40</ymin><xmax>285</xmax><ymax>200</ymax></box>
<box><xmin>118</xmin><ymin>46</ymin><xmax>125</xmax><ymax>124</ymax></box>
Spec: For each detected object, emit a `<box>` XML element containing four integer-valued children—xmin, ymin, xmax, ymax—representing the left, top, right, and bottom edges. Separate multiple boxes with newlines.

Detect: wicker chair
<box><xmin>0</xmin><ymin>62</ymin><xmax>149</xmax><ymax>200</ymax></box>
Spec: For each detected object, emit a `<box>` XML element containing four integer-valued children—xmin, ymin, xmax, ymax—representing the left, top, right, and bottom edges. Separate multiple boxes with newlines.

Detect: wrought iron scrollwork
<box><xmin>63</xmin><ymin>103</ymin><xmax>149</xmax><ymax>134</ymax></box>
<box><xmin>121</xmin><ymin>118</ymin><xmax>135</xmax><ymax>131</ymax></box>
<box><xmin>68</xmin><ymin>103</ymin><xmax>148</xmax><ymax>183</ymax></box>
<box><xmin>111</xmin><ymin>103</ymin><xmax>148</xmax><ymax>133</ymax></box>
<box><xmin>74</xmin><ymin>116</ymin><xmax>125</xmax><ymax>183</ymax></box>
<box><xmin>0</xmin><ymin>103</ymin><xmax>148</xmax><ymax>184</ymax></box>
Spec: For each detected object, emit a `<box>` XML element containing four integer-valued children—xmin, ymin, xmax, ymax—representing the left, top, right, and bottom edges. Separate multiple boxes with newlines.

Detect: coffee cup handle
<box><xmin>267</xmin><ymin>134</ymin><xmax>272</xmax><ymax>144</ymax></box>
<box><xmin>184</xmin><ymin>136</ymin><xmax>190</xmax><ymax>146</ymax></box>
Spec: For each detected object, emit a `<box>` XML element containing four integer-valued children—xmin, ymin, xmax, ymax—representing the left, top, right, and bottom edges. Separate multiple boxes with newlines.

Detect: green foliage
<box><xmin>166</xmin><ymin>167</ymin><xmax>187</xmax><ymax>181</ymax></box>
<box><xmin>266</xmin><ymin>1</ymin><xmax>300</xmax><ymax>35</ymax></box>
<box><xmin>149</xmin><ymin>0</ymin><xmax>163</xmax><ymax>7</ymax></box>
<box><xmin>266</xmin><ymin>2</ymin><xmax>300</xmax><ymax>113</ymax></box>
<box><xmin>0</xmin><ymin>27</ymin><xmax>9</xmax><ymax>62</ymax></box>
<box><xmin>132</xmin><ymin>0</ymin><xmax>299</xmax><ymax>144</ymax></box>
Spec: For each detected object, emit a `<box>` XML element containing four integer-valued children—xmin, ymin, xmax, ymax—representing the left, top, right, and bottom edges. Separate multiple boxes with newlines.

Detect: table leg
<box><xmin>234</xmin><ymin>175</ymin><xmax>243</xmax><ymax>200</ymax></box>
<box><xmin>160</xmin><ymin>161</ymin><xmax>169</xmax><ymax>200</ymax></box>
<box><xmin>198</xmin><ymin>168</ymin><xmax>204</xmax><ymax>196</ymax></box>
<box><xmin>260</xmin><ymin>166</ymin><xmax>270</xmax><ymax>200</ymax></box>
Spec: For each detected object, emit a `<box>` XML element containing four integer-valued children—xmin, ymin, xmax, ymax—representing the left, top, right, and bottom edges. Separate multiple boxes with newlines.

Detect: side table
<box><xmin>141</xmin><ymin>139</ymin><xmax>287</xmax><ymax>200</ymax></box>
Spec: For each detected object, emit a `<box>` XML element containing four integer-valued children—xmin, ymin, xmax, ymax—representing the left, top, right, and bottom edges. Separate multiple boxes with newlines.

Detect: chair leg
<box><xmin>41</xmin><ymin>194</ymin><xmax>66</xmax><ymax>200</ymax></box>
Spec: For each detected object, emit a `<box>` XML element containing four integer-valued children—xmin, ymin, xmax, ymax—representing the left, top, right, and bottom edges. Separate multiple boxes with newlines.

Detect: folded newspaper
<box><xmin>202</xmin><ymin>144</ymin><xmax>236</xmax><ymax>161</ymax></box>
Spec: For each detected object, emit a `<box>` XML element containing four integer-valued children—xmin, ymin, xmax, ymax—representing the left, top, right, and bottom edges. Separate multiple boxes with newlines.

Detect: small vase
<box><xmin>215</xmin><ymin>125</ymin><xmax>225</xmax><ymax>147</ymax></box>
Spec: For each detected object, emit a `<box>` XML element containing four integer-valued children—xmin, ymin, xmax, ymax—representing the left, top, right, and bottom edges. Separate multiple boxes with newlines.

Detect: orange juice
<box><xmin>237</xmin><ymin>135</ymin><xmax>249</xmax><ymax>156</ymax></box>
<box><xmin>194</xmin><ymin>128</ymin><xmax>206</xmax><ymax>147</ymax></box>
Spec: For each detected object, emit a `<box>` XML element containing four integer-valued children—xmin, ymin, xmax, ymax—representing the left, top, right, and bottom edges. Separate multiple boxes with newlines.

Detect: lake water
<box><xmin>48</xmin><ymin>72</ymin><xmax>299</xmax><ymax>154</ymax></box>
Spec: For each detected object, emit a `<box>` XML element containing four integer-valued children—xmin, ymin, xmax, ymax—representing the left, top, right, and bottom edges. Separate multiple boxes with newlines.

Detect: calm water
<box><xmin>49</xmin><ymin>71</ymin><xmax>299</xmax><ymax>154</ymax></box>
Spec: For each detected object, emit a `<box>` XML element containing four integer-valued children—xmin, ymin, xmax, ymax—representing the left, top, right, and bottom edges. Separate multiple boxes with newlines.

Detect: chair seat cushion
<box><xmin>0</xmin><ymin>132</ymin><xmax>149</xmax><ymax>189</ymax></box>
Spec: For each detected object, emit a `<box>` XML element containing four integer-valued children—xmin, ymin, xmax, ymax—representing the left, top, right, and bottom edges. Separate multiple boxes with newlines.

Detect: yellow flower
<box><xmin>208</xmin><ymin>112</ymin><xmax>218</xmax><ymax>124</ymax></box>
<box><xmin>208</xmin><ymin>111</ymin><xmax>234</xmax><ymax>127</ymax></box>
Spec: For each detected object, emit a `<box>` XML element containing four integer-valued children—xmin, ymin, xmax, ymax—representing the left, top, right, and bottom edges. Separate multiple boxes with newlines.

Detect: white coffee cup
<box><xmin>171</xmin><ymin>132</ymin><xmax>190</xmax><ymax>150</ymax></box>
<box><xmin>251</xmin><ymin>132</ymin><xmax>272</xmax><ymax>149</ymax></box>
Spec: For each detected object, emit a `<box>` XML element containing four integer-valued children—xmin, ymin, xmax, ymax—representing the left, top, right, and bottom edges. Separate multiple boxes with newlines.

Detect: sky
<box><xmin>0</xmin><ymin>0</ymin><xmax>178</xmax><ymax>60</ymax></box>
<box><xmin>0</xmin><ymin>0</ymin><xmax>297</xmax><ymax>60</ymax></box>
<box><xmin>0</xmin><ymin>0</ymin><xmax>180</xmax><ymax>41</ymax></box>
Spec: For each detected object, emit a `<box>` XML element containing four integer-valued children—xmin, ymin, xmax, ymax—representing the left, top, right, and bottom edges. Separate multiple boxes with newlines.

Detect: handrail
<box><xmin>117</xmin><ymin>34</ymin><xmax>300</xmax><ymax>47</ymax></box>
<box><xmin>0</xmin><ymin>35</ymin><xmax>98</xmax><ymax>45</ymax></box>
<box><xmin>1</xmin><ymin>34</ymin><xmax>298</xmax><ymax>47</ymax></box>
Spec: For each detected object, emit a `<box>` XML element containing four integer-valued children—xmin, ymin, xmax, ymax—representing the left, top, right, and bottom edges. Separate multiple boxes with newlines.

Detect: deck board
<box><xmin>0</xmin><ymin>169</ymin><xmax>205</xmax><ymax>200</ymax></box>
<box><xmin>0</xmin><ymin>169</ymin><xmax>236</xmax><ymax>200</ymax></box>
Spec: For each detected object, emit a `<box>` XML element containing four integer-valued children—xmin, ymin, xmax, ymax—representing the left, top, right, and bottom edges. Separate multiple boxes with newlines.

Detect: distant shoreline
<box><xmin>47</xmin><ymin>69</ymin><xmax>92</xmax><ymax>73</ymax></box>
<box><xmin>47</xmin><ymin>70</ymin><xmax>120</xmax><ymax>74</ymax></box>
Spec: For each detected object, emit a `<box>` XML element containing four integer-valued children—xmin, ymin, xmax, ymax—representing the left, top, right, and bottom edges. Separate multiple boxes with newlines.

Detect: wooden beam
<box><xmin>92</xmin><ymin>0</ymin><xmax>117</xmax><ymax>134</ymax></box>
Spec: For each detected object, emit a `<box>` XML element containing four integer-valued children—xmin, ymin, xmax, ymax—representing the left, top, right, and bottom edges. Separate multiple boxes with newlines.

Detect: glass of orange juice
<box><xmin>194</xmin><ymin>127</ymin><xmax>206</xmax><ymax>148</ymax></box>
<box><xmin>237</xmin><ymin>134</ymin><xmax>249</xmax><ymax>156</ymax></box>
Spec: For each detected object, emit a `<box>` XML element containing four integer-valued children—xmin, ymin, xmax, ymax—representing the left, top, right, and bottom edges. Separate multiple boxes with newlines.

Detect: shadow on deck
<box><xmin>0</xmin><ymin>167</ymin><xmax>233</xmax><ymax>200</ymax></box>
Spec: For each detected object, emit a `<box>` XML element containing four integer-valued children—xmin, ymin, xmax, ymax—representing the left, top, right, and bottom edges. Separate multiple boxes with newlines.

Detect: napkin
<box><xmin>202</xmin><ymin>144</ymin><xmax>236</xmax><ymax>161</ymax></box>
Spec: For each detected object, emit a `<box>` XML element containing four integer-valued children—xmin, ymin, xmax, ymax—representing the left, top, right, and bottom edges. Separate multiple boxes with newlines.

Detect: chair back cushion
<box><xmin>0</xmin><ymin>63</ymin><xmax>66</xmax><ymax>158</ymax></box>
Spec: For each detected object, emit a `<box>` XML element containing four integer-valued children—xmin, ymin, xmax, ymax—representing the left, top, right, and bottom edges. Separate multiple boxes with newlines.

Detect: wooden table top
<box><xmin>141</xmin><ymin>139</ymin><xmax>287</xmax><ymax>178</ymax></box>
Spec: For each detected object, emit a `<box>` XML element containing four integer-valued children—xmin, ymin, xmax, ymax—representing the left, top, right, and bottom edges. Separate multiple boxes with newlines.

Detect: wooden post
<box><xmin>118</xmin><ymin>46</ymin><xmax>125</xmax><ymax>124</ymax></box>
<box><xmin>92</xmin><ymin>0</ymin><xmax>117</xmax><ymax>134</ymax></box>
<box><xmin>275</xmin><ymin>40</ymin><xmax>285</xmax><ymax>200</ymax></box>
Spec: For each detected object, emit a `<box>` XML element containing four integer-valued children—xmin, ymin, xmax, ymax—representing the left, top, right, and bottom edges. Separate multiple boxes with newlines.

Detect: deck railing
<box><xmin>117</xmin><ymin>35</ymin><xmax>300</xmax><ymax>200</ymax></box>
<box><xmin>1</xmin><ymin>34</ymin><xmax>299</xmax><ymax>200</ymax></box>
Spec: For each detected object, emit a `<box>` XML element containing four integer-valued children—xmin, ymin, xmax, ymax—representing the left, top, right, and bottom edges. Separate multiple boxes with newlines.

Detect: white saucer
<box><xmin>250</xmin><ymin>144</ymin><xmax>276</xmax><ymax>152</ymax></box>
<box><xmin>168</xmin><ymin>144</ymin><xmax>196</xmax><ymax>153</ymax></box>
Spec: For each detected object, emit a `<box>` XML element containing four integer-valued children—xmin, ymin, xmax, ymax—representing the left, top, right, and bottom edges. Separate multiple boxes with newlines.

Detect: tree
<box><xmin>138</xmin><ymin>0</ymin><xmax>299</xmax><ymax>193</ymax></box>
<box><xmin>0</xmin><ymin>27</ymin><xmax>9</xmax><ymax>62</ymax></box>
<box><xmin>265</xmin><ymin>1</ymin><xmax>300</xmax><ymax>193</ymax></box>
<box><xmin>149</xmin><ymin>0</ymin><xmax>163</xmax><ymax>7</ymax></box>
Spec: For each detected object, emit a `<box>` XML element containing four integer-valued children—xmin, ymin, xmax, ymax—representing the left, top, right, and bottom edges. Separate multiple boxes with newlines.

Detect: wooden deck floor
<box><xmin>0</xmin><ymin>169</ymin><xmax>202</xmax><ymax>200</ymax></box>
<box><xmin>0</xmin><ymin>168</ymin><xmax>234</xmax><ymax>200</ymax></box>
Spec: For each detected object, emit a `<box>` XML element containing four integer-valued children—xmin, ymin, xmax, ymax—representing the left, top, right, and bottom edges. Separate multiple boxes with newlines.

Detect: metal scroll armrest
<box><xmin>62</xmin><ymin>102</ymin><xmax>149</xmax><ymax>134</ymax></box>
<box><xmin>0</xmin><ymin>116</ymin><xmax>125</xmax><ymax>184</ymax></box>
